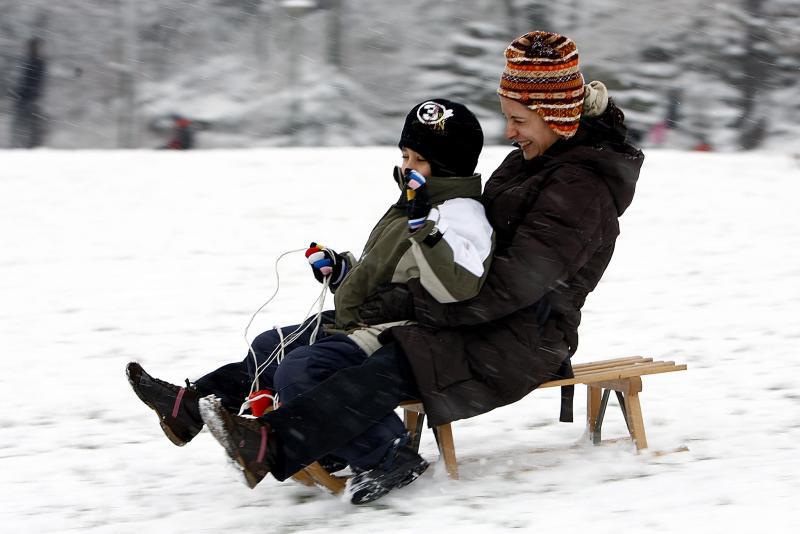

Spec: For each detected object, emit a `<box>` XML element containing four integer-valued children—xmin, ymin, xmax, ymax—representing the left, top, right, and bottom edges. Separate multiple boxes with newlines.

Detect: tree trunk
<box><xmin>116</xmin><ymin>0</ymin><xmax>139</xmax><ymax>148</ymax></box>
<box><xmin>327</xmin><ymin>0</ymin><xmax>344</xmax><ymax>70</ymax></box>
<box><xmin>253</xmin><ymin>0</ymin><xmax>270</xmax><ymax>82</ymax></box>
<box><xmin>738</xmin><ymin>0</ymin><xmax>769</xmax><ymax>149</ymax></box>
<box><xmin>523</xmin><ymin>1</ymin><xmax>552</xmax><ymax>34</ymax></box>
<box><xmin>501</xmin><ymin>0</ymin><xmax>519</xmax><ymax>35</ymax></box>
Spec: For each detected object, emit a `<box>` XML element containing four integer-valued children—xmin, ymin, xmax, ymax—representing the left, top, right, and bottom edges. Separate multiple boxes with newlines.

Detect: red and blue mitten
<box><xmin>404</xmin><ymin>169</ymin><xmax>431</xmax><ymax>231</ymax></box>
<box><xmin>305</xmin><ymin>242</ymin><xmax>349</xmax><ymax>290</ymax></box>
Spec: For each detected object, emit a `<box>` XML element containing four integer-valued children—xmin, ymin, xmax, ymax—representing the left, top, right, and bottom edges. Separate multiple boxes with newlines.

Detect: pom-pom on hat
<box><xmin>399</xmin><ymin>99</ymin><xmax>484</xmax><ymax>177</ymax></box>
<box><xmin>498</xmin><ymin>31</ymin><xmax>585</xmax><ymax>138</ymax></box>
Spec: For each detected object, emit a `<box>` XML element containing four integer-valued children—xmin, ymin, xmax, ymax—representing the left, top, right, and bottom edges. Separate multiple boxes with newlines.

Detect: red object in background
<box><xmin>693</xmin><ymin>141</ymin><xmax>712</xmax><ymax>152</ymax></box>
<box><xmin>248</xmin><ymin>389</ymin><xmax>274</xmax><ymax>416</ymax></box>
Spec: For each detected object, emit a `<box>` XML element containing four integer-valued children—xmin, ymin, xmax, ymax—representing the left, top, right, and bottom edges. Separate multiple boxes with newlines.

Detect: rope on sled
<box><xmin>238</xmin><ymin>248</ymin><xmax>331</xmax><ymax>416</ymax></box>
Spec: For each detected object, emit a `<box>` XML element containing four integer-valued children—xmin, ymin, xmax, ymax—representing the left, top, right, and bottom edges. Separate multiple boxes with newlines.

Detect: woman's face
<box><xmin>500</xmin><ymin>96</ymin><xmax>560</xmax><ymax>160</ymax></box>
<box><xmin>400</xmin><ymin>147</ymin><xmax>432</xmax><ymax>178</ymax></box>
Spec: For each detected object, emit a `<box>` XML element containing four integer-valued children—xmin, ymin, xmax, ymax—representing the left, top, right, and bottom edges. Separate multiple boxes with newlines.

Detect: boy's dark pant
<box><xmin>194</xmin><ymin>314</ymin><xmax>419</xmax><ymax>480</ymax></box>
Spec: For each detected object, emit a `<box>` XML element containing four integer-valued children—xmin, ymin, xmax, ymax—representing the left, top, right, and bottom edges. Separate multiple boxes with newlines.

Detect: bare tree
<box><xmin>115</xmin><ymin>0</ymin><xmax>139</xmax><ymax>148</ymax></box>
<box><xmin>326</xmin><ymin>0</ymin><xmax>344</xmax><ymax>70</ymax></box>
<box><xmin>516</xmin><ymin>0</ymin><xmax>553</xmax><ymax>32</ymax></box>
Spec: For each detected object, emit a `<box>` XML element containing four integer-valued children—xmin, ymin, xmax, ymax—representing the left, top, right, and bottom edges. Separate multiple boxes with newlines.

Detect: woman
<box><xmin>377</xmin><ymin>31</ymin><xmax>644</xmax><ymax>427</ymax></box>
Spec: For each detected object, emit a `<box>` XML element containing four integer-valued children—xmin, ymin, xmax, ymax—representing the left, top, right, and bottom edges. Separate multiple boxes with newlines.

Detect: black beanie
<box><xmin>398</xmin><ymin>99</ymin><xmax>484</xmax><ymax>177</ymax></box>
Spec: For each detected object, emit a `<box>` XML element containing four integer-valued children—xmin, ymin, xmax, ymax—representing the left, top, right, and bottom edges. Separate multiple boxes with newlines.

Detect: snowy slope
<box><xmin>0</xmin><ymin>147</ymin><xmax>798</xmax><ymax>533</ymax></box>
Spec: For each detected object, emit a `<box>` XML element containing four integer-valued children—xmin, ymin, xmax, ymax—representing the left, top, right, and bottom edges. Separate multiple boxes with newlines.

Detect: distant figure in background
<box><xmin>163</xmin><ymin>114</ymin><xmax>195</xmax><ymax>150</ymax></box>
<box><xmin>693</xmin><ymin>137</ymin><xmax>712</xmax><ymax>152</ymax></box>
<box><xmin>648</xmin><ymin>120</ymin><xmax>668</xmax><ymax>146</ymax></box>
<box><xmin>9</xmin><ymin>38</ymin><xmax>47</xmax><ymax>148</ymax></box>
<box><xmin>647</xmin><ymin>88</ymin><xmax>681</xmax><ymax>147</ymax></box>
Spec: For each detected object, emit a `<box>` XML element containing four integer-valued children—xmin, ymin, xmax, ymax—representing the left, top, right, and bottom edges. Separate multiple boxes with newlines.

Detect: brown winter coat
<box><xmin>379</xmin><ymin>103</ymin><xmax>644</xmax><ymax>426</ymax></box>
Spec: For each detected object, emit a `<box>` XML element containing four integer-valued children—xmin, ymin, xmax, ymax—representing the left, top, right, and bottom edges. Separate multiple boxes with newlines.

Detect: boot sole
<box><xmin>347</xmin><ymin>456</ymin><xmax>429</xmax><ymax>505</ymax></box>
<box><xmin>199</xmin><ymin>396</ymin><xmax>262</xmax><ymax>489</ymax></box>
<box><xmin>126</xmin><ymin>362</ymin><xmax>190</xmax><ymax>447</ymax></box>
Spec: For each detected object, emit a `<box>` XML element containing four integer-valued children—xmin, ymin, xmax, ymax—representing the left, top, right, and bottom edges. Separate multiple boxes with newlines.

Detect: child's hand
<box><xmin>404</xmin><ymin>169</ymin><xmax>431</xmax><ymax>231</ymax></box>
<box><xmin>305</xmin><ymin>243</ymin><xmax>349</xmax><ymax>291</ymax></box>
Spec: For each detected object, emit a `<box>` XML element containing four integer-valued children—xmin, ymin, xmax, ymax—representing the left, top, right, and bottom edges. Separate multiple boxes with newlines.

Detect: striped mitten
<box><xmin>305</xmin><ymin>242</ymin><xmax>349</xmax><ymax>290</ymax></box>
<box><xmin>404</xmin><ymin>169</ymin><xmax>431</xmax><ymax>231</ymax></box>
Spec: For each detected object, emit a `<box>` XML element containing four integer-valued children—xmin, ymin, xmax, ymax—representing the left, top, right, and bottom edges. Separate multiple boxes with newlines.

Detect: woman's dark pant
<box><xmin>264</xmin><ymin>340</ymin><xmax>419</xmax><ymax>479</ymax></box>
<box><xmin>193</xmin><ymin>314</ymin><xmax>419</xmax><ymax>479</ymax></box>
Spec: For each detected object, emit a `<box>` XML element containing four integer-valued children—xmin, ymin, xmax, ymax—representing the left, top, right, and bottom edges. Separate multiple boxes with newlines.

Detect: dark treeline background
<box><xmin>1</xmin><ymin>0</ymin><xmax>798</xmax><ymax>150</ymax></box>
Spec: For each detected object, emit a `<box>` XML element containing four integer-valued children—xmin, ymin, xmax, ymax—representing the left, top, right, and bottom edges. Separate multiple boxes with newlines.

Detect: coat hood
<box><xmin>539</xmin><ymin>101</ymin><xmax>643</xmax><ymax>216</ymax></box>
<box><xmin>391</xmin><ymin>166</ymin><xmax>483</xmax><ymax>205</ymax></box>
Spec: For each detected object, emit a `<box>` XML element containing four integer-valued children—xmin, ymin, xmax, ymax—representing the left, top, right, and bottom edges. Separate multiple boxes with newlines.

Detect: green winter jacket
<box><xmin>333</xmin><ymin>172</ymin><xmax>495</xmax><ymax>335</ymax></box>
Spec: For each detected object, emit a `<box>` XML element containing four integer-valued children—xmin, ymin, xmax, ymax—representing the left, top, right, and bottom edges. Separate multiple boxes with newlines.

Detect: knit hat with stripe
<box><xmin>497</xmin><ymin>31</ymin><xmax>585</xmax><ymax>139</ymax></box>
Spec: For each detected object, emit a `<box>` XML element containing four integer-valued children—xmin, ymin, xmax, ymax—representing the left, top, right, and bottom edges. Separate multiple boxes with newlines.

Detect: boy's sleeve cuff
<box><xmin>408</xmin><ymin>208</ymin><xmax>445</xmax><ymax>246</ymax></box>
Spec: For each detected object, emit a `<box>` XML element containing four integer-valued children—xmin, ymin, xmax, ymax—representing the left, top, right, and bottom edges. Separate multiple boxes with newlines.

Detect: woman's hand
<box><xmin>358</xmin><ymin>284</ymin><xmax>416</xmax><ymax>325</ymax></box>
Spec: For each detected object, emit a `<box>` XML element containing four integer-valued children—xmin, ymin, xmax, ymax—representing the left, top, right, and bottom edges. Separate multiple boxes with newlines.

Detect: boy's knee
<box><xmin>273</xmin><ymin>353</ymin><xmax>303</xmax><ymax>388</ymax></box>
<box><xmin>251</xmin><ymin>329</ymin><xmax>282</xmax><ymax>355</ymax></box>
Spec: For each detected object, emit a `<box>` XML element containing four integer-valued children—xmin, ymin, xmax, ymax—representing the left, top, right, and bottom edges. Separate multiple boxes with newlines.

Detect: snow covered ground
<box><xmin>1</xmin><ymin>147</ymin><xmax>798</xmax><ymax>533</ymax></box>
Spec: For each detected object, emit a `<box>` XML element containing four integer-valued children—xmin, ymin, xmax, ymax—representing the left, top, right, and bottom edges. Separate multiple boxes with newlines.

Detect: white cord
<box><xmin>242</xmin><ymin>280</ymin><xmax>329</xmax><ymax>413</ymax></box>
<box><xmin>240</xmin><ymin>248</ymin><xmax>332</xmax><ymax>414</ymax></box>
<box><xmin>276</xmin><ymin>325</ymin><xmax>286</xmax><ymax>365</ymax></box>
<box><xmin>309</xmin><ymin>277</ymin><xmax>329</xmax><ymax>344</ymax></box>
<box><xmin>250</xmin><ymin>278</ymin><xmax>329</xmax><ymax>383</ymax></box>
<box><xmin>237</xmin><ymin>391</ymin><xmax>280</xmax><ymax>416</ymax></box>
<box><xmin>243</xmin><ymin>247</ymin><xmax>305</xmax><ymax>390</ymax></box>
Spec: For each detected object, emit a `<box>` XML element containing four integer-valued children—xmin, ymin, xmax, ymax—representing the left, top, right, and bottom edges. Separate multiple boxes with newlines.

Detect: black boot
<box><xmin>346</xmin><ymin>435</ymin><xmax>429</xmax><ymax>505</ymax></box>
<box><xmin>317</xmin><ymin>455</ymin><xmax>349</xmax><ymax>475</ymax></box>
<box><xmin>199</xmin><ymin>395</ymin><xmax>277</xmax><ymax>489</ymax></box>
<box><xmin>126</xmin><ymin>362</ymin><xmax>203</xmax><ymax>446</ymax></box>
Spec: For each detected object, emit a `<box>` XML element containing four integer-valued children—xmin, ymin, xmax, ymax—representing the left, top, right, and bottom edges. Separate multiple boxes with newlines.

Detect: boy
<box><xmin>127</xmin><ymin>98</ymin><xmax>492</xmax><ymax>502</ymax></box>
<box><xmin>306</xmin><ymin>97</ymin><xmax>494</xmax><ymax>355</ymax></box>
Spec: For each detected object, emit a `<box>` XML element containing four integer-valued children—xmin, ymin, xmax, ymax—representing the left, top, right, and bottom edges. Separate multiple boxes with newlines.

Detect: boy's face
<box><xmin>400</xmin><ymin>147</ymin><xmax>432</xmax><ymax>178</ymax></box>
<box><xmin>499</xmin><ymin>96</ymin><xmax>560</xmax><ymax>160</ymax></box>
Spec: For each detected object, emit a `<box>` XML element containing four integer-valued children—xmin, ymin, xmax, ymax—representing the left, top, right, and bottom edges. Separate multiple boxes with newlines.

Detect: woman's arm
<box><xmin>404</xmin><ymin>197</ymin><xmax>495</xmax><ymax>303</ymax></box>
<box><xmin>410</xmin><ymin>170</ymin><xmax>611</xmax><ymax>327</ymax></box>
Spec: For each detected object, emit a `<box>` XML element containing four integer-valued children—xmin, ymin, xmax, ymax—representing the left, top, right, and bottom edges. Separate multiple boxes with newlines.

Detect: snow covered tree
<box><xmin>1</xmin><ymin>0</ymin><xmax>797</xmax><ymax>149</ymax></box>
<box><xmin>413</xmin><ymin>21</ymin><xmax>510</xmax><ymax>143</ymax></box>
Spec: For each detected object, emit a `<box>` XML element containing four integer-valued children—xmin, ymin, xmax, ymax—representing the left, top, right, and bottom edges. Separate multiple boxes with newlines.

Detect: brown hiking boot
<box><xmin>126</xmin><ymin>362</ymin><xmax>203</xmax><ymax>446</ymax></box>
<box><xmin>199</xmin><ymin>395</ymin><xmax>276</xmax><ymax>488</ymax></box>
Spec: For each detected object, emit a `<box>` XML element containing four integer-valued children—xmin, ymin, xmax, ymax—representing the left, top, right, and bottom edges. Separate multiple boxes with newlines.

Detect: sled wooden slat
<box><xmin>293</xmin><ymin>355</ymin><xmax>686</xmax><ymax>493</ymax></box>
<box><xmin>542</xmin><ymin>361</ymin><xmax>686</xmax><ymax>388</ymax></box>
<box><xmin>399</xmin><ymin>401</ymin><xmax>425</xmax><ymax>413</ymax></box>
<box><xmin>572</xmin><ymin>355</ymin><xmax>651</xmax><ymax>371</ymax></box>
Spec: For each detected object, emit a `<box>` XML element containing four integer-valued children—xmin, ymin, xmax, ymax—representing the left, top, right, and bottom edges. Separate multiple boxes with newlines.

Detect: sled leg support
<box><xmin>586</xmin><ymin>377</ymin><xmax>648</xmax><ymax>450</ymax></box>
<box><xmin>402</xmin><ymin>403</ymin><xmax>458</xmax><ymax>480</ymax></box>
